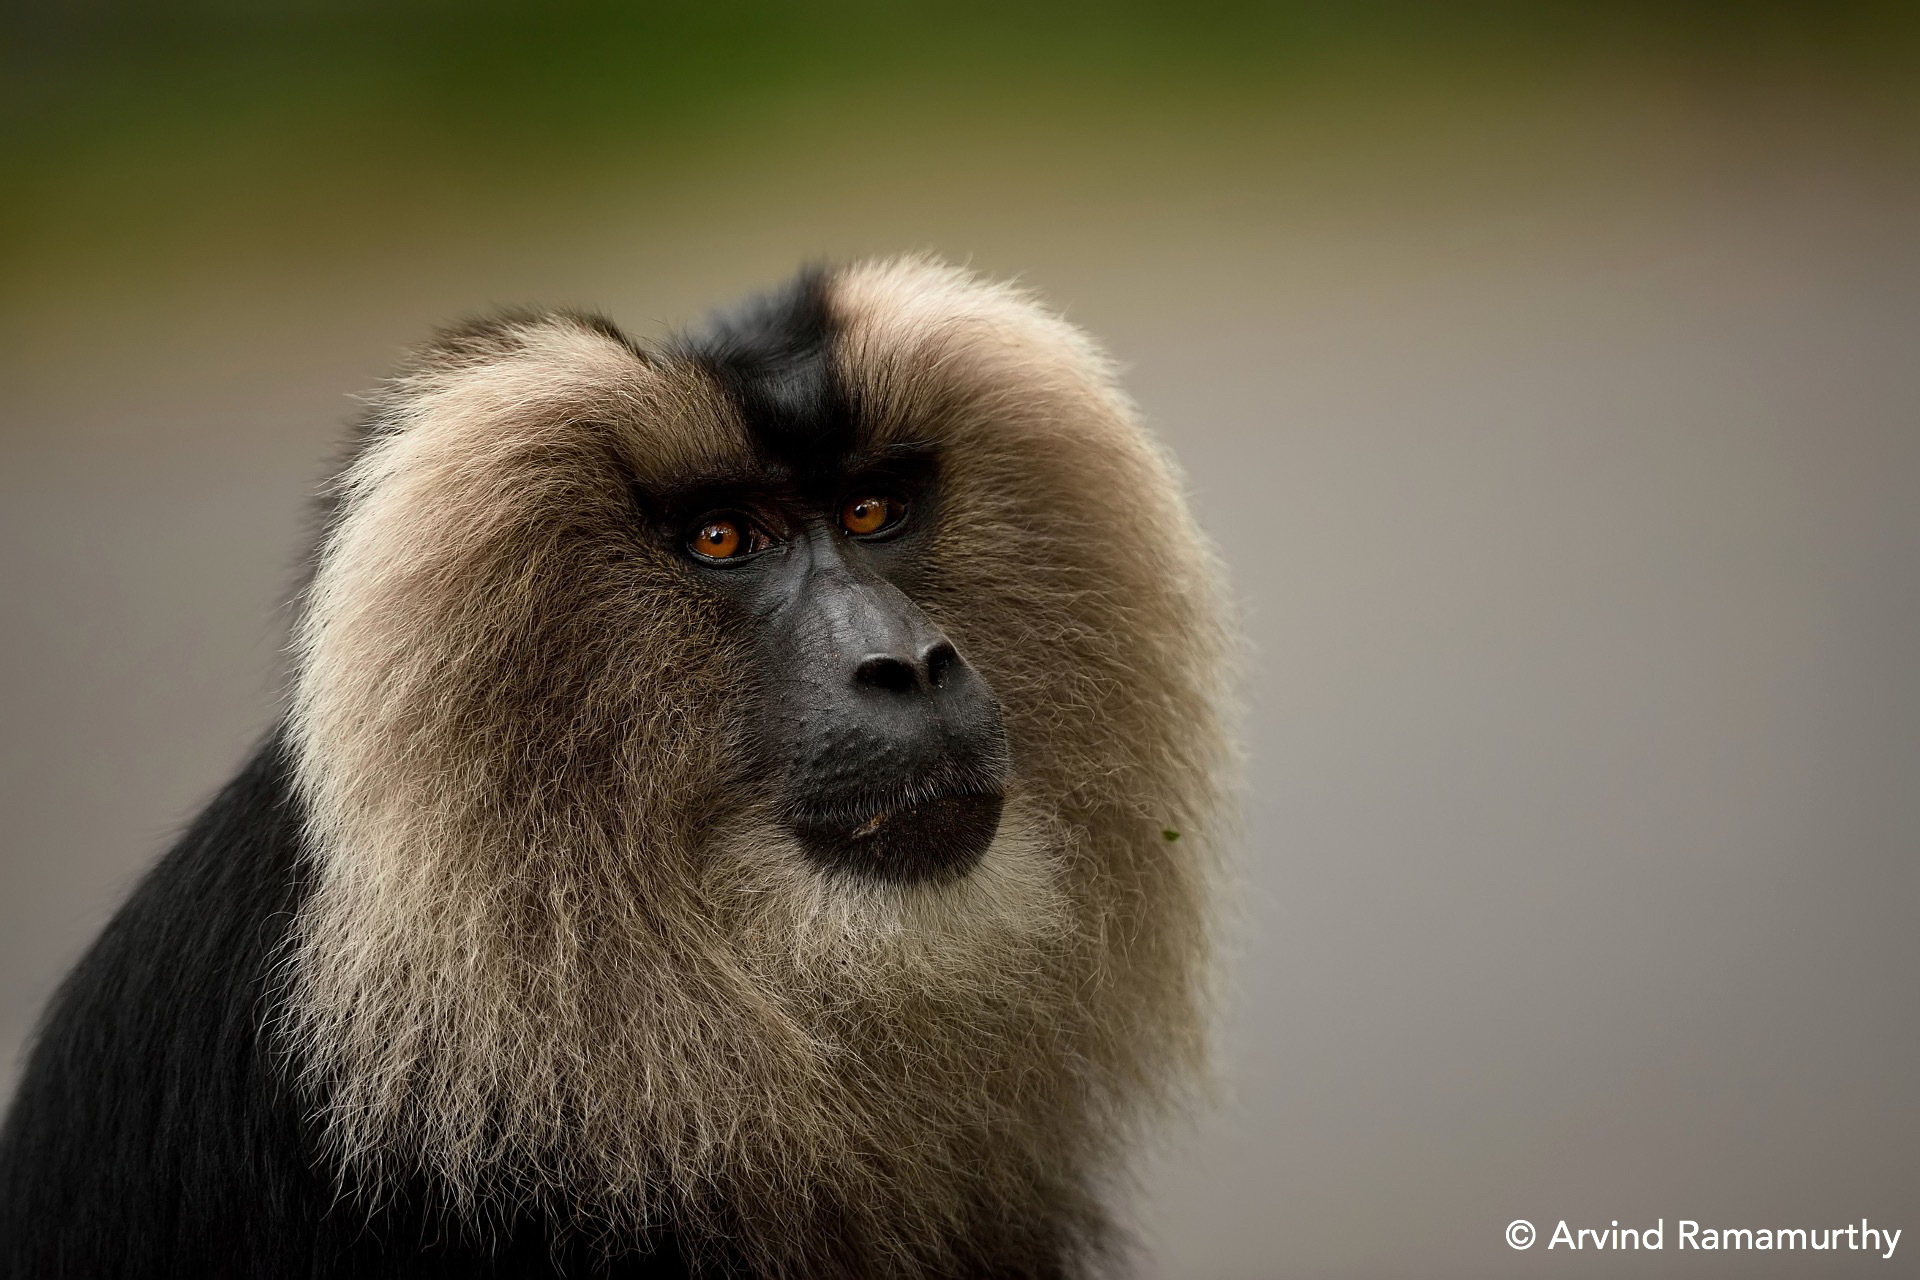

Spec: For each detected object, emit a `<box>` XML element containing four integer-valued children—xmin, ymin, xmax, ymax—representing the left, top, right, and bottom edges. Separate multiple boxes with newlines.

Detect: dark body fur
<box><xmin>0</xmin><ymin>737</ymin><xmax>705</xmax><ymax>1277</ymax></box>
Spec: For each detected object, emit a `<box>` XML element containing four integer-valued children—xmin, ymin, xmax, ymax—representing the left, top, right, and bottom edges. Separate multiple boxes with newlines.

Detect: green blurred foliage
<box><xmin>9</xmin><ymin>2</ymin><xmax>1916</xmax><ymax>153</ymax></box>
<box><xmin>3</xmin><ymin>1</ymin><xmax>1915</xmax><ymax>283</ymax></box>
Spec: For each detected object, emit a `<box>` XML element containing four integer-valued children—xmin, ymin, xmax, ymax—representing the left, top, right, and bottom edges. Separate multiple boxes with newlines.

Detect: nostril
<box><xmin>855</xmin><ymin>654</ymin><xmax>917</xmax><ymax>694</ymax></box>
<box><xmin>922</xmin><ymin>641</ymin><xmax>958</xmax><ymax>689</ymax></box>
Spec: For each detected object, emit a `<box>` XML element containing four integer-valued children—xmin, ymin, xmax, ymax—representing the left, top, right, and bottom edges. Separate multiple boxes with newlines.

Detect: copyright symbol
<box><xmin>1507</xmin><ymin>1220</ymin><xmax>1536</xmax><ymax>1250</ymax></box>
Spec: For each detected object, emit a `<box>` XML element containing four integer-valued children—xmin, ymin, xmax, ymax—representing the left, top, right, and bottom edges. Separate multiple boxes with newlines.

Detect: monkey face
<box><xmin>653</xmin><ymin>458</ymin><xmax>1010</xmax><ymax>885</ymax></box>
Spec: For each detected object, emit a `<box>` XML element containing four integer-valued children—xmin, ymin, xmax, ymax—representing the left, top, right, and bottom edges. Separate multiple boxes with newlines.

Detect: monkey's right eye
<box><xmin>690</xmin><ymin>519</ymin><xmax>743</xmax><ymax>559</ymax></box>
<box><xmin>688</xmin><ymin>515</ymin><xmax>774</xmax><ymax>561</ymax></box>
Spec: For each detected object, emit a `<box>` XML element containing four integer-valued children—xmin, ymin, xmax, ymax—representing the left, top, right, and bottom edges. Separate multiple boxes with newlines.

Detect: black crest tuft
<box><xmin>676</xmin><ymin>266</ymin><xmax>855</xmax><ymax>474</ymax></box>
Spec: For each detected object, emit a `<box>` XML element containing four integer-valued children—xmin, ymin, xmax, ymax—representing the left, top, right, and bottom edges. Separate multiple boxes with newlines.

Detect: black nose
<box><xmin>854</xmin><ymin>640</ymin><xmax>958</xmax><ymax>694</ymax></box>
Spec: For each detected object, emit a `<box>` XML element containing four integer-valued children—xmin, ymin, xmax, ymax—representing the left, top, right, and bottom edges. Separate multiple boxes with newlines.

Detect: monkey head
<box><xmin>285</xmin><ymin>255</ymin><xmax>1238</xmax><ymax>1275</ymax></box>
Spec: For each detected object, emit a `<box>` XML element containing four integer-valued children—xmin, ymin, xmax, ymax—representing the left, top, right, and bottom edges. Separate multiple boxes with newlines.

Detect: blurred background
<box><xmin>3</xmin><ymin>3</ymin><xmax>1917</xmax><ymax>1275</ymax></box>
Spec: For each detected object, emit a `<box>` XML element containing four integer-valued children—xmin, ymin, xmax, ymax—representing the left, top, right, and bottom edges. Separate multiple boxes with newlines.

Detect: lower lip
<box><xmin>788</xmin><ymin>788</ymin><xmax>1006</xmax><ymax>884</ymax></box>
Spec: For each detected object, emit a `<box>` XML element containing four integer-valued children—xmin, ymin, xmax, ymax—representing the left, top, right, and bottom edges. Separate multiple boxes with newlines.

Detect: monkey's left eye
<box><xmin>841</xmin><ymin>495</ymin><xmax>905</xmax><ymax>537</ymax></box>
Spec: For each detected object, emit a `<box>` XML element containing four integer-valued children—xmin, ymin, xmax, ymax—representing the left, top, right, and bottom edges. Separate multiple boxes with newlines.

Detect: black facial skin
<box><xmin>653</xmin><ymin>454</ymin><xmax>1009</xmax><ymax>885</ymax></box>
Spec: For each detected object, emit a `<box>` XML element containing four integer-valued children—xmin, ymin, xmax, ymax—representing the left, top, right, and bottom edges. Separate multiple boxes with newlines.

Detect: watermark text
<box><xmin>1505</xmin><ymin>1218</ymin><xmax>1900</xmax><ymax>1260</ymax></box>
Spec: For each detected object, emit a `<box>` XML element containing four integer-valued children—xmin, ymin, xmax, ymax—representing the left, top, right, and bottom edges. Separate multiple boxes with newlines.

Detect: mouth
<box><xmin>787</xmin><ymin>781</ymin><xmax>1006</xmax><ymax>884</ymax></box>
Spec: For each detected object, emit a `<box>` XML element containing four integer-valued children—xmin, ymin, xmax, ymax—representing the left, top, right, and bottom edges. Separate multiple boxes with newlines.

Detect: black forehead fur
<box><xmin>675</xmin><ymin>268</ymin><xmax>857</xmax><ymax>478</ymax></box>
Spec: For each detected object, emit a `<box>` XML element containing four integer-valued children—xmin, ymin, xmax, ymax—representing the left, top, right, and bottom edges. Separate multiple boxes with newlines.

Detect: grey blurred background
<box><xmin>3</xmin><ymin>4</ymin><xmax>1916</xmax><ymax>1275</ymax></box>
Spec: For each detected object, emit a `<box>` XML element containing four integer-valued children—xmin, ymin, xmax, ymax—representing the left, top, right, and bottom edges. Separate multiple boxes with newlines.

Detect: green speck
<box><xmin>1161</xmin><ymin>828</ymin><xmax>1181</xmax><ymax>842</ymax></box>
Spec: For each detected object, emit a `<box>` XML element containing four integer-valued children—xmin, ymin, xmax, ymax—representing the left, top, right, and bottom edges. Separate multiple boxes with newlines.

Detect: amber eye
<box><xmin>841</xmin><ymin>495</ymin><xmax>901</xmax><ymax>537</ymax></box>
<box><xmin>691</xmin><ymin>519</ymin><xmax>743</xmax><ymax>559</ymax></box>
